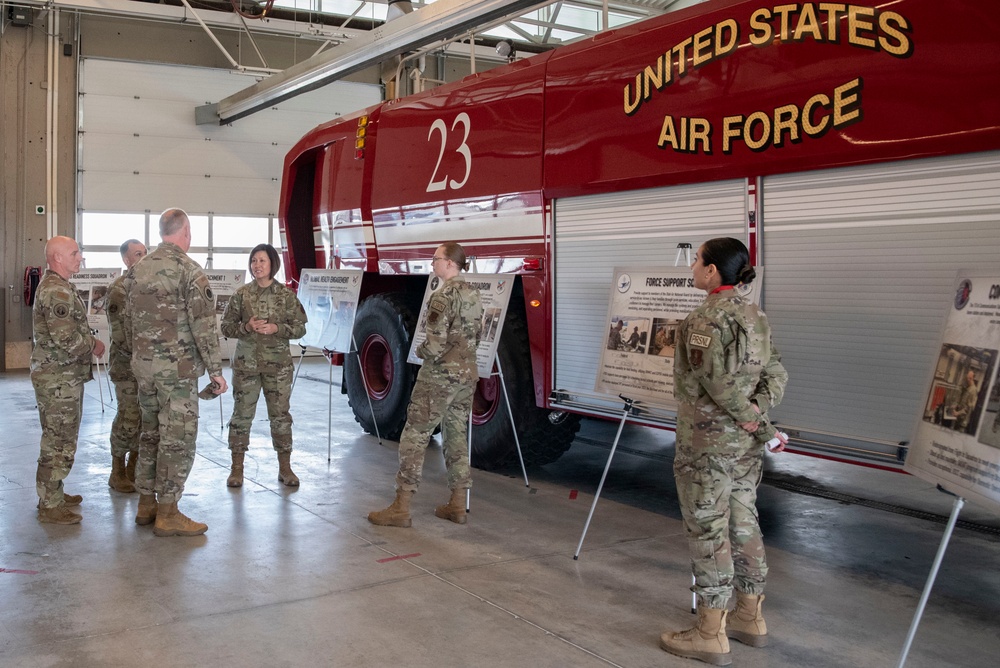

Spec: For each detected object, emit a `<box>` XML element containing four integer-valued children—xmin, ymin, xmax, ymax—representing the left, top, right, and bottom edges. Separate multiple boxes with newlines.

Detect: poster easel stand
<box><xmin>675</xmin><ymin>242</ymin><xmax>692</xmax><ymax>268</ymax></box>
<box><xmin>895</xmin><ymin>486</ymin><xmax>965</xmax><ymax>668</ymax></box>
<box><xmin>93</xmin><ymin>359</ymin><xmax>107</xmax><ymax>414</ymax></box>
<box><xmin>102</xmin><ymin>357</ymin><xmax>114</xmax><ymax>404</ymax></box>
<box><xmin>219</xmin><ymin>369</ymin><xmax>226</xmax><ymax>432</ymax></box>
<box><xmin>323</xmin><ymin>335</ymin><xmax>384</xmax><ymax>463</ymax></box>
<box><xmin>495</xmin><ymin>355</ymin><xmax>530</xmax><ymax>489</ymax></box>
<box><xmin>290</xmin><ymin>344</ymin><xmax>308</xmax><ymax>395</ymax></box>
<box><xmin>574</xmin><ymin>394</ymin><xmax>635</xmax><ymax>560</ymax></box>
<box><xmin>573</xmin><ymin>244</ymin><xmax>693</xmax><ymax>560</ymax></box>
<box><xmin>465</xmin><ymin>354</ymin><xmax>532</xmax><ymax>514</ymax></box>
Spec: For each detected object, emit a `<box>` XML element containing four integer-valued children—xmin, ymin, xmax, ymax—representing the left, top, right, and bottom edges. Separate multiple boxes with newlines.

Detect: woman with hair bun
<box><xmin>661</xmin><ymin>237</ymin><xmax>789</xmax><ymax>666</ymax></box>
<box><xmin>368</xmin><ymin>242</ymin><xmax>483</xmax><ymax>528</ymax></box>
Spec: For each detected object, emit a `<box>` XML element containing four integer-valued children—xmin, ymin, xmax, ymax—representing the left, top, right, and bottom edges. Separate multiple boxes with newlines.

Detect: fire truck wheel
<box><xmin>516</xmin><ymin>410</ymin><xmax>582</xmax><ymax>467</ymax></box>
<box><xmin>345</xmin><ymin>293</ymin><xmax>418</xmax><ymax>441</ymax></box>
<box><xmin>470</xmin><ymin>305</ymin><xmax>580</xmax><ymax>470</ymax></box>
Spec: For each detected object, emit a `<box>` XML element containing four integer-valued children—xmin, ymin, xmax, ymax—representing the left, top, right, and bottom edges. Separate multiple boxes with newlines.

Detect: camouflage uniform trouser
<box><xmin>135</xmin><ymin>375</ymin><xmax>199</xmax><ymax>505</ymax></box>
<box><xmin>227</xmin><ymin>366</ymin><xmax>293</xmax><ymax>453</ymax></box>
<box><xmin>674</xmin><ymin>443</ymin><xmax>768</xmax><ymax>609</ymax></box>
<box><xmin>33</xmin><ymin>374</ymin><xmax>85</xmax><ymax>509</ymax></box>
<box><xmin>395</xmin><ymin>374</ymin><xmax>475</xmax><ymax>494</ymax></box>
<box><xmin>110</xmin><ymin>376</ymin><xmax>141</xmax><ymax>458</ymax></box>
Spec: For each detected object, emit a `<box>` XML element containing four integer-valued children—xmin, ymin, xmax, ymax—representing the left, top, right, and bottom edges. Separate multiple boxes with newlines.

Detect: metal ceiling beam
<box><xmin>15</xmin><ymin>0</ymin><xmax>359</xmax><ymax>40</ymax></box>
<box><xmin>197</xmin><ymin>0</ymin><xmax>549</xmax><ymax>125</ymax></box>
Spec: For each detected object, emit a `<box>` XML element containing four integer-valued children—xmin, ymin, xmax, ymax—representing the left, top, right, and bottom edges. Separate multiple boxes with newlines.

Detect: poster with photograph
<box><xmin>205</xmin><ymin>270</ymin><xmax>246</xmax><ymax>361</ymax></box>
<box><xmin>296</xmin><ymin>269</ymin><xmax>364</xmax><ymax>353</ymax></box>
<box><xmin>407</xmin><ymin>274</ymin><xmax>515</xmax><ymax>379</ymax></box>
<box><xmin>69</xmin><ymin>268</ymin><xmax>120</xmax><ymax>365</ymax></box>
<box><xmin>595</xmin><ymin>267</ymin><xmax>762</xmax><ymax>409</ymax></box>
<box><xmin>906</xmin><ymin>271</ymin><xmax>1000</xmax><ymax>514</ymax></box>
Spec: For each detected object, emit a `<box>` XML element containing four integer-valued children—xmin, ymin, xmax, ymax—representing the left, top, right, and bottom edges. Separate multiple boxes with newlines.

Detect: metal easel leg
<box><xmin>352</xmin><ymin>335</ymin><xmax>382</xmax><ymax>446</ymax></box>
<box><xmin>290</xmin><ymin>344</ymin><xmax>307</xmax><ymax>395</ymax></box>
<box><xmin>104</xmin><ymin>358</ymin><xmax>114</xmax><ymax>403</ymax></box>
<box><xmin>574</xmin><ymin>395</ymin><xmax>634</xmax><ymax>560</ymax></box>
<box><xmin>328</xmin><ymin>355</ymin><xmax>333</xmax><ymax>461</ymax></box>
<box><xmin>466</xmin><ymin>408</ymin><xmax>473</xmax><ymax>513</ymax></box>
<box><xmin>94</xmin><ymin>355</ymin><xmax>106</xmax><ymax>413</ymax></box>
<box><xmin>495</xmin><ymin>356</ymin><xmax>529</xmax><ymax>488</ymax></box>
<box><xmin>896</xmin><ymin>491</ymin><xmax>966</xmax><ymax>668</ymax></box>
<box><xmin>219</xmin><ymin>380</ymin><xmax>225</xmax><ymax>431</ymax></box>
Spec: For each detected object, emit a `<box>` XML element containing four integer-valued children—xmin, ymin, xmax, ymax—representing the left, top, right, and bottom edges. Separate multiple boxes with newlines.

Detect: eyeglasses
<box><xmin>431</xmin><ymin>256</ymin><xmax>448</xmax><ymax>263</ymax></box>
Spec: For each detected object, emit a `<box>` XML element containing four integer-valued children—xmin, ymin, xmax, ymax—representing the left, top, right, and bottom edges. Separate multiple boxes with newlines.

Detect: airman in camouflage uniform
<box><xmin>369</xmin><ymin>242</ymin><xmax>483</xmax><ymax>527</ymax></box>
<box><xmin>220</xmin><ymin>244</ymin><xmax>307</xmax><ymax>488</ymax></box>
<box><xmin>952</xmin><ymin>370</ymin><xmax>978</xmax><ymax>433</ymax></box>
<box><xmin>662</xmin><ymin>238</ymin><xmax>788</xmax><ymax>666</ymax></box>
<box><xmin>124</xmin><ymin>209</ymin><xmax>227</xmax><ymax>537</ymax></box>
<box><xmin>105</xmin><ymin>239</ymin><xmax>147</xmax><ymax>493</ymax></box>
<box><xmin>31</xmin><ymin>236</ymin><xmax>106</xmax><ymax>525</ymax></box>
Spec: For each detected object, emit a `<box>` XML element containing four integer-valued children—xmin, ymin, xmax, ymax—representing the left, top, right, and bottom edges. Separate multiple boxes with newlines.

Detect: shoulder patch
<box><xmin>688</xmin><ymin>331</ymin><xmax>713</xmax><ymax>349</ymax></box>
<box><xmin>109</xmin><ymin>303</ymin><xmax>119</xmax><ymax>315</ymax></box>
<box><xmin>690</xmin><ymin>349</ymin><xmax>703</xmax><ymax>368</ymax></box>
<box><xmin>53</xmin><ymin>303</ymin><xmax>70</xmax><ymax>319</ymax></box>
<box><xmin>193</xmin><ymin>274</ymin><xmax>214</xmax><ymax>303</ymax></box>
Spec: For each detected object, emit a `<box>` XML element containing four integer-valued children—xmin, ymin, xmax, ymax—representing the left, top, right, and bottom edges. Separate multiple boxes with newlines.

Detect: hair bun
<box><xmin>738</xmin><ymin>264</ymin><xmax>756</xmax><ymax>284</ymax></box>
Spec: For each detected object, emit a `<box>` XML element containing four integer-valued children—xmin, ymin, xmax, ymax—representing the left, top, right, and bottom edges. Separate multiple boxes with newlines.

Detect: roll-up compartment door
<box><xmin>761</xmin><ymin>150</ymin><xmax>1000</xmax><ymax>461</ymax></box>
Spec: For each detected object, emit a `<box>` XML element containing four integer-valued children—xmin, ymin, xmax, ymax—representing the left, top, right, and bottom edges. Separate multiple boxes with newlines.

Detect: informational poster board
<box><xmin>594</xmin><ymin>267</ymin><xmax>762</xmax><ymax>410</ymax></box>
<box><xmin>296</xmin><ymin>269</ymin><xmax>364</xmax><ymax>353</ymax></box>
<box><xmin>206</xmin><ymin>270</ymin><xmax>246</xmax><ymax>361</ymax></box>
<box><xmin>905</xmin><ymin>271</ymin><xmax>1000</xmax><ymax>514</ymax></box>
<box><xmin>69</xmin><ymin>268</ymin><xmax>120</xmax><ymax>365</ymax></box>
<box><xmin>407</xmin><ymin>274</ymin><xmax>515</xmax><ymax>379</ymax></box>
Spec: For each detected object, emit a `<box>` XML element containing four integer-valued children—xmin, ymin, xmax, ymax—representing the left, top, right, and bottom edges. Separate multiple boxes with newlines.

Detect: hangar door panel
<box><xmin>553</xmin><ymin>180</ymin><xmax>746</xmax><ymax>410</ymax></box>
<box><xmin>762</xmin><ymin>151</ymin><xmax>1000</xmax><ymax>452</ymax></box>
<box><xmin>79</xmin><ymin>59</ymin><xmax>380</xmax><ymax>216</ymax></box>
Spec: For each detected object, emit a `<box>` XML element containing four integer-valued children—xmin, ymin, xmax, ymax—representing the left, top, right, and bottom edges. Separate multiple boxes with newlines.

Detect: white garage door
<box><xmin>79</xmin><ymin>58</ymin><xmax>380</xmax><ymax>216</ymax></box>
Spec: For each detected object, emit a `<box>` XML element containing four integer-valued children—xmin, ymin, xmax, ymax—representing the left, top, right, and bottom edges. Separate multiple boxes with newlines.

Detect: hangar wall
<box><xmin>0</xmin><ymin>7</ymin><xmax>385</xmax><ymax>370</ymax></box>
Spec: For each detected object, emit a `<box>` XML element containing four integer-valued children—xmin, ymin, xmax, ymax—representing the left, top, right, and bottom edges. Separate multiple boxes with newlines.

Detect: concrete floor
<box><xmin>1</xmin><ymin>359</ymin><xmax>998</xmax><ymax>668</ymax></box>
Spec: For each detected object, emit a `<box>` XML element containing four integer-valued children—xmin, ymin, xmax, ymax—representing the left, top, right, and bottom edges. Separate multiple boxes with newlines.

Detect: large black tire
<box><xmin>345</xmin><ymin>293</ymin><xmax>417</xmax><ymax>441</ymax></box>
<box><xmin>470</xmin><ymin>301</ymin><xmax>581</xmax><ymax>470</ymax></box>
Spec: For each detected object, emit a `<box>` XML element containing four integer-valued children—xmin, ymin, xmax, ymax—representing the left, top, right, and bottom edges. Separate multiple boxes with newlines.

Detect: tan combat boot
<box><xmin>153</xmin><ymin>501</ymin><xmax>207</xmax><ymax>537</ymax></box>
<box><xmin>227</xmin><ymin>452</ymin><xmax>245</xmax><ymax>488</ymax></box>
<box><xmin>277</xmin><ymin>451</ymin><xmax>299</xmax><ymax>487</ymax></box>
<box><xmin>367</xmin><ymin>490</ymin><xmax>413</xmax><ymax>527</ymax></box>
<box><xmin>727</xmin><ymin>592</ymin><xmax>768</xmax><ymax>647</ymax></box>
<box><xmin>124</xmin><ymin>451</ymin><xmax>138</xmax><ymax>483</ymax></box>
<box><xmin>660</xmin><ymin>606</ymin><xmax>732</xmax><ymax>666</ymax></box>
<box><xmin>38</xmin><ymin>505</ymin><xmax>81</xmax><ymax>525</ymax></box>
<box><xmin>108</xmin><ymin>454</ymin><xmax>136</xmax><ymax>493</ymax></box>
<box><xmin>135</xmin><ymin>494</ymin><xmax>157</xmax><ymax>525</ymax></box>
<box><xmin>434</xmin><ymin>488</ymin><xmax>467</xmax><ymax>524</ymax></box>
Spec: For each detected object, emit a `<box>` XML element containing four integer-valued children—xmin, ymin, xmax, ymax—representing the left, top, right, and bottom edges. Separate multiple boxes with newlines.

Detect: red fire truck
<box><xmin>279</xmin><ymin>0</ymin><xmax>1000</xmax><ymax>470</ymax></box>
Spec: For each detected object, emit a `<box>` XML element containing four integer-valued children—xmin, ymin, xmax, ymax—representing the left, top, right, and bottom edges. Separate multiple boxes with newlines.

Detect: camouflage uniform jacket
<box><xmin>123</xmin><ymin>242</ymin><xmax>223</xmax><ymax>380</ymax></box>
<box><xmin>30</xmin><ymin>270</ymin><xmax>96</xmax><ymax>382</ymax></box>
<box><xmin>220</xmin><ymin>280</ymin><xmax>308</xmax><ymax>372</ymax></box>
<box><xmin>105</xmin><ymin>273</ymin><xmax>134</xmax><ymax>382</ymax></box>
<box><xmin>674</xmin><ymin>289</ymin><xmax>787</xmax><ymax>451</ymax></box>
<box><xmin>416</xmin><ymin>277</ymin><xmax>483</xmax><ymax>383</ymax></box>
<box><xmin>954</xmin><ymin>381</ymin><xmax>978</xmax><ymax>421</ymax></box>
